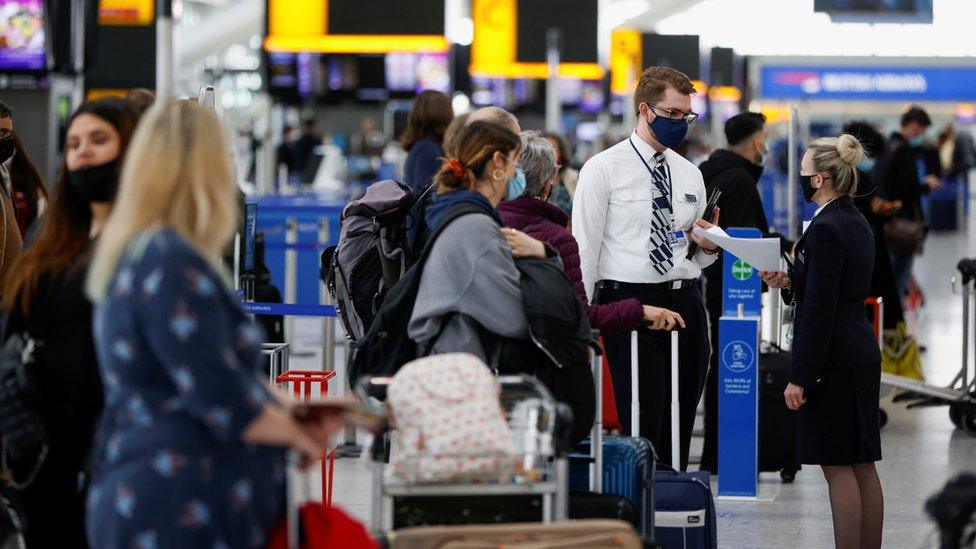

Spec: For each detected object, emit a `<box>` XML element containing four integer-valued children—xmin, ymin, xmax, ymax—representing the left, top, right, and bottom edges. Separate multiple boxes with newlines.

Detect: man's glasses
<box><xmin>649</xmin><ymin>104</ymin><xmax>699</xmax><ymax>125</ymax></box>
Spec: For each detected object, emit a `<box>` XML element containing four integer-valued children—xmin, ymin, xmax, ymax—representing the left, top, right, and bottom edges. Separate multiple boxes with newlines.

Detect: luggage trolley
<box><xmin>880</xmin><ymin>259</ymin><xmax>976</xmax><ymax>435</ymax></box>
<box><xmin>357</xmin><ymin>375</ymin><xmax>570</xmax><ymax>533</ymax></box>
<box><xmin>274</xmin><ymin>367</ymin><xmax>339</xmax><ymax>508</ymax></box>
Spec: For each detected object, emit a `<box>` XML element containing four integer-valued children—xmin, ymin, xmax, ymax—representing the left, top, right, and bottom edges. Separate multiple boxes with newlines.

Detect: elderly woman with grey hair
<box><xmin>498</xmin><ymin>131</ymin><xmax>684</xmax><ymax>334</ymax></box>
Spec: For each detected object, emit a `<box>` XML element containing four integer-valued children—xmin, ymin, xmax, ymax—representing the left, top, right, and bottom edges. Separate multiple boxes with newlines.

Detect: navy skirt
<box><xmin>798</xmin><ymin>362</ymin><xmax>882</xmax><ymax>466</ymax></box>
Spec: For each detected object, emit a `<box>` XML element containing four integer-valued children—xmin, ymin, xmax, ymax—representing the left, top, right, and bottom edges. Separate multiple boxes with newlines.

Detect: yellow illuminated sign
<box><xmin>709</xmin><ymin>86</ymin><xmax>741</xmax><ymax>102</ymax></box>
<box><xmin>610</xmin><ymin>29</ymin><xmax>641</xmax><ymax>95</ymax></box>
<box><xmin>470</xmin><ymin>0</ymin><xmax>604</xmax><ymax>80</ymax></box>
<box><xmin>758</xmin><ymin>105</ymin><xmax>791</xmax><ymax>124</ymax></box>
<box><xmin>86</xmin><ymin>88</ymin><xmax>129</xmax><ymax>101</ymax></box>
<box><xmin>98</xmin><ymin>0</ymin><xmax>154</xmax><ymax>26</ymax></box>
<box><xmin>265</xmin><ymin>0</ymin><xmax>448</xmax><ymax>53</ymax></box>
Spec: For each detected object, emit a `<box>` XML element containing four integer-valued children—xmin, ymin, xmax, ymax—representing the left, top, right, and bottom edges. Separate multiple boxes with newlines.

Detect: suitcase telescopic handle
<box><xmin>670</xmin><ymin>330</ymin><xmax>680</xmax><ymax>470</ymax></box>
<box><xmin>631</xmin><ymin>329</ymin><xmax>680</xmax><ymax>469</ymax></box>
<box><xmin>588</xmin><ymin>335</ymin><xmax>603</xmax><ymax>494</ymax></box>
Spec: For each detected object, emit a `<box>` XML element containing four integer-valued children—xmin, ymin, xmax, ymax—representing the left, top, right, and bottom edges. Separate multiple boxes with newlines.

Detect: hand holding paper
<box><xmin>690</xmin><ymin>225</ymin><xmax>782</xmax><ymax>272</ymax></box>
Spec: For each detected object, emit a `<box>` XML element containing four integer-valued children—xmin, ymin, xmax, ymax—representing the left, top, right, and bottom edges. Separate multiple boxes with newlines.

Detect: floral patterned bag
<box><xmin>387</xmin><ymin>353</ymin><xmax>514</xmax><ymax>483</ymax></box>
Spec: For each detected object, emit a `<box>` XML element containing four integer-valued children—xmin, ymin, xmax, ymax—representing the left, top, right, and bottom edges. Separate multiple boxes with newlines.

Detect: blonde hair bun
<box><xmin>836</xmin><ymin>134</ymin><xmax>865</xmax><ymax>167</ymax></box>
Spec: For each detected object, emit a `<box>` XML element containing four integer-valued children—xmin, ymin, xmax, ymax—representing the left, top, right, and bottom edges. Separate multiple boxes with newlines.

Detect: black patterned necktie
<box><xmin>648</xmin><ymin>153</ymin><xmax>674</xmax><ymax>275</ymax></box>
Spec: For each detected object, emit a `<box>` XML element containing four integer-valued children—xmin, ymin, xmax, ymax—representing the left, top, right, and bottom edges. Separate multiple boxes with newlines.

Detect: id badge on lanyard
<box><xmin>668</xmin><ymin>225</ymin><xmax>688</xmax><ymax>248</ymax></box>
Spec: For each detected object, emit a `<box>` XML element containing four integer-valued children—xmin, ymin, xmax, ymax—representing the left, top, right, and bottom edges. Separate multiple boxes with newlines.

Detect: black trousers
<box><xmin>597</xmin><ymin>282</ymin><xmax>709</xmax><ymax>471</ymax></box>
<box><xmin>701</xmin><ymin>287</ymin><xmax>722</xmax><ymax>473</ymax></box>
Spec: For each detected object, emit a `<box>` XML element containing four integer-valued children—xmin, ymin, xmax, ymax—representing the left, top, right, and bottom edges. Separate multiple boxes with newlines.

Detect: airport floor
<box><xmin>308</xmin><ymin>229</ymin><xmax>976</xmax><ymax>548</ymax></box>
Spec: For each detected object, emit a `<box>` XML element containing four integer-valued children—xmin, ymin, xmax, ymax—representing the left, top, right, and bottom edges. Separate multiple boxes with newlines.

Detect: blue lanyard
<box><xmin>628</xmin><ymin>138</ymin><xmax>672</xmax><ymax>211</ymax></box>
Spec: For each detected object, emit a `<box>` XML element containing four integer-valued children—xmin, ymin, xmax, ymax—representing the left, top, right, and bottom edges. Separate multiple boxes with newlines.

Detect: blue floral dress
<box><xmin>86</xmin><ymin>229</ymin><xmax>285</xmax><ymax>548</ymax></box>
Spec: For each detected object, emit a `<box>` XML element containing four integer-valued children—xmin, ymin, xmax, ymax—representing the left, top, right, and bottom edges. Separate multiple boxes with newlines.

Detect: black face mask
<box><xmin>68</xmin><ymin>159</ymin><xmax>119</xmax><ymax>204</ymax></box>
<box><xmin>0</xmin><ymin>138</ymin><xmax>14</xmax><ymax>164</ymax></box>
<box><xmin>798</xmin><ymin>174</ymin><xmax>817</xmax><ymax>203</ymax></box>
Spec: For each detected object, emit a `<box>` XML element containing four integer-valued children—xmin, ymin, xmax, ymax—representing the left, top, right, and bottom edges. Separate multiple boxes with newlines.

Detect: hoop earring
<box><xmin>492</xmin><ymin>169</ymin><xmax>504</xmax><ymax>182</ymax></box>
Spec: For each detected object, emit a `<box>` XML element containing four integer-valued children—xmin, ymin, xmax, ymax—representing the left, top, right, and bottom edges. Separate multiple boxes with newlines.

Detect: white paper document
<box><xmin>692</xmin><ymin>226</ymin><xmax>781</xmax><ymax>272</ymax></box>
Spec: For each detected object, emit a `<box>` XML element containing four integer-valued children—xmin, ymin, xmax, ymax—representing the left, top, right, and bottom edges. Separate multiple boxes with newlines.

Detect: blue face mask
<box><xmin>647</xmin><ymin>113</ymin><xmax>688</xmax><ymax>150</ymax></box>
<box><xmin>506</xmin><ymin>166</ymin><xmax>526</xmax><ymax>200</ymax></box>
<box><xmin>907</xmin><ymin>135</ymin><xmax>925</xmax><ymax>147</ymax></box>
<box><xmin>858</xmin><ymin>157</ymin><xmax>876</xmax><ymax>172</ymax></box>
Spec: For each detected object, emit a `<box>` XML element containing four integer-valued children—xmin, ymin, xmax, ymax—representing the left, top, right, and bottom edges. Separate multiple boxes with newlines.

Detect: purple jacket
<box><xmin>498</xmin><ymin>197</ymin><xmax>643</xmax><ymax>335</ymax></box>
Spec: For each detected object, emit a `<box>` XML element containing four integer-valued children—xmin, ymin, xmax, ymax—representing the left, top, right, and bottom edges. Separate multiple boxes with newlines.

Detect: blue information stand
<box><xmin>718</xmin><ymin>228</ymin><xmax>762</xmax><ymax>499</ymax></box>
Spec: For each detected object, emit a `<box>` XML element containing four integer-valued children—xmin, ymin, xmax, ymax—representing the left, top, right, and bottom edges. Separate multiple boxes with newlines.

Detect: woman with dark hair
<box><xmin>541</xmin><ymin>131</ymin><xmax>579</xmax><ymax>215</ymax></box>
<box><xmin>842</xmin><ymin>120</ymin><xmax>904</xmax><ymax>330</ymax></box>
<box><xmin>1</xmin><ymin>97</ymin><xmax>138</xmax><ymax>548</ymax></box>
<box><xmin>401</xmin><ymin>90</ymin><xmax>454</xmax><ymax>195</ymax></box>
<box><xmin>401</xmin><ymin>91</ymin><xmax>454</xmax><ymax>247</ymax></box>
<box><xmin>7</xmin><ymin>131</ymin><xmax>48</xmax><ymax>238</ymax></box>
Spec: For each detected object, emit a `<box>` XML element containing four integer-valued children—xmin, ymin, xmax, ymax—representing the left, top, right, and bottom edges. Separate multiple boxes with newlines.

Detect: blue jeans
<box><xmin>890</xmin><ymin>251</ymin><xmax>914</xmax><ymax>299</ymax></box>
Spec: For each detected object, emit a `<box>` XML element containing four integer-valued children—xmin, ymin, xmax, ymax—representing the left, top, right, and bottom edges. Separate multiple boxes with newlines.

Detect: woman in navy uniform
<box><xmin>762</xmin><ymin>134</ymin><xmax>884</xmax><ymax>549</ymax></box>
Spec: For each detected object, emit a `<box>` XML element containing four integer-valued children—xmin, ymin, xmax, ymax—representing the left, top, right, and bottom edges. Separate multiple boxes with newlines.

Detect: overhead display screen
<box><xmin>328</xmin><ymin>0</ymin><xmax>443</xmax><ymax>36</ymax></box>
<box><xmin>814</xmin><ymin>0</ymin><xmax>930</xmax><ymax>13</ymax></box>
<box><xmin>266</xmin><ymin>0</ymin><xmax>448</xmax><ymax>54</ymax></box>
<box><xmin>515</xmin><ymin>0</ymin><xmax>598</xmax><ymax>64</ymax></box>
<box><xmin>0</xmin><ymin>0</ymin><xmax>46</xmax><ymax>71</ymax></box>
<box><xmin>470</xmin><ymin>0</ymin><xmax>603</xmax><ymax>80</ymax></box>
<box><xmin>642</xmin><ymin>34</ymin><xmax>700</xmax><ymax>81</ymax></box>
<box><xmin>813</xmin><ymin>0</ymin><xmax>933</xmax><ymax>22</ymax></box>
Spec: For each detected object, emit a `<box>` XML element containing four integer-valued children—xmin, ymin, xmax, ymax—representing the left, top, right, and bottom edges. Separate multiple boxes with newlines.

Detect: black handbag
<box><xmin>884</xmin><ymin>217</ymin><xmax>927</xmax><ymax>256</ymax></box>
<box><xmin>0</xmin><ymin>332</ymin><xmax>48</xmax><ymax>489</ymax></box>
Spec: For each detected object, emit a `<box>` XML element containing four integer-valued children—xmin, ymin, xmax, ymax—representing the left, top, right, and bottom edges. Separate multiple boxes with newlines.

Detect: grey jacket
<box><xmin>408</xmin><ymin>213</ymin><xmax>528</xmax><ymax>361</ymax></box>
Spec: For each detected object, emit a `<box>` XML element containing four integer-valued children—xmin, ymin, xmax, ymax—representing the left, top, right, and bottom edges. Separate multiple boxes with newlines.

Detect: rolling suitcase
<box><xmin>568</xmin><ymin>336</ymin><xmax>656</xmax><ymax>542</ymax></box>
<box><xmin>638</xmin><ymin>330</ymin><xmax>717</xmax><ymax>549</ymax></box>
<box><xmin>569</xmin><ymin>332</ymin><xmax>656</xmax><ymax>544</ymax></box>
<box><xmin>758</xmin><ymin>345</ymin><xmax>800</xmax><ymax>482</ymax></box>
<box><xmin>653</xmin><ymin>465</ymin><xmax>717</xmax><ymax>549</ymax></box>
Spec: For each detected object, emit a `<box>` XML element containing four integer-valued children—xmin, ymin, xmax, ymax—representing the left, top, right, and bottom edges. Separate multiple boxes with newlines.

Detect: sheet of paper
<box><xmin>692</xmin><ymin>226</ymin><xmax>782</xmax><ymax>272</ymax></box>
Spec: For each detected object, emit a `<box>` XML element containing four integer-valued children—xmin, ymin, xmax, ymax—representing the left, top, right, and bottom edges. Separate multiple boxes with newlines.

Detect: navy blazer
<box><xmin>787</xmin><ymin>196</ymin><xmax>881</xmax><ymax>389</ymax></box>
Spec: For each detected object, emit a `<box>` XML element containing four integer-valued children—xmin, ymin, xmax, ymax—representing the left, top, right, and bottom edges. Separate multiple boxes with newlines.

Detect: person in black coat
<box><xmin>698</xmin><ymin>112</ymin><xmax>790</xmax><ymax>474</ymax></box>
<box><xmin>881</xmin><ymin>106</ymin><xmax>939</xmax><ymax>299</ymax></box>
<box><xmin>761</xmin><ymin>135</ymin><xmax>884</xmax><ymax>549</ymax></box>
<box><xmin>843</xmin><ymin>121</ymin><xmax>905</xmax><ymax>330</ymax></box>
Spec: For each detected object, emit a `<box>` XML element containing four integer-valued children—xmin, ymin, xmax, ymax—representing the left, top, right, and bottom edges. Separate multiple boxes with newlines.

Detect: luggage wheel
<box><xmin>879</xmin><ymin>408</ymin><xmax>889</xmax><ymax>429</ymax></box>
<box><xmin>949</xmin><ymin>403</ymin><xmax>976</xmax><ymax>436</ymax></box>
<box><xmin>780</xmin><ymin>469</ymin><xmax>797</xmax><ymax>483</ymax></box>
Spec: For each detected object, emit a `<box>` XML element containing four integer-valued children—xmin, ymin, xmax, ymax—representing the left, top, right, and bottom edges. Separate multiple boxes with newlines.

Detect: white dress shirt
<box><xmin>572</xmin><ymin>131</ymin><xmax>717</xmax><ymax>302</ymax></box>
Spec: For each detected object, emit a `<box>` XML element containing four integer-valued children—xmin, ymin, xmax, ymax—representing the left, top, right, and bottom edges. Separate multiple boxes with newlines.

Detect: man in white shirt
<box><xmin>573</xmin><ymin>66</ymin><xmax>719</xmax><ymax>470</ymax></box>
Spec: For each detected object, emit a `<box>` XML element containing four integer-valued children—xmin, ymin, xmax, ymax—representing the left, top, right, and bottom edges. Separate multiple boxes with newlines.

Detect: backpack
<box><xmin>347</xmin><ymin>202</ymin><xmax>487</xmax><ymax>386</ymax></box>
<box><xmin>507</xmin><ymin>255</ymin><xmax>595</xmax><ymax>445</ymax></box>
<box><xmin>321</xmin><ymin>179</ymin><xmax>419</xmax><ymax>342</ymax></box>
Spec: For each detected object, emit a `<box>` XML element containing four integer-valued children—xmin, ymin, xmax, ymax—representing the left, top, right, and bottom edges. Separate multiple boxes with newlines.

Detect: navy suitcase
<box><xmin>654</xmin><ymin>465</ymin><xmax>717</xmax><ymax>549</ymax></box>
<box><xmin>613</xmin><ymin>330</ymin><xmax>718</xmax><ymax>549</ymax></box>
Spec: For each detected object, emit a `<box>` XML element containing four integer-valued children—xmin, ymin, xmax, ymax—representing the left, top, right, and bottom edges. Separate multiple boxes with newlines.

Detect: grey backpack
<box><xmin>321</xmin><ymin>179</ymin><xmax>421</xmax><ymax>341</ymax></box>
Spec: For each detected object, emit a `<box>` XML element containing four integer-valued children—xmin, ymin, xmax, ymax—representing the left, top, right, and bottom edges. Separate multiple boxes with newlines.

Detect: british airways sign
<box><xmin>760</xmin><ymin>65</ymin><xmax>976</xmax><ymax>101</ymax></box>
